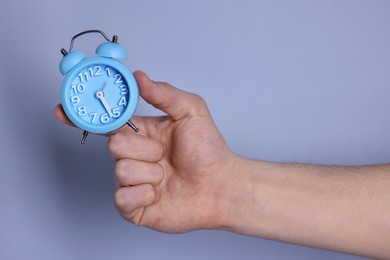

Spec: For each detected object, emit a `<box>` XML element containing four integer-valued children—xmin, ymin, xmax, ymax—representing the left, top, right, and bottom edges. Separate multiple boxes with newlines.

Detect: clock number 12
<box><xmin>78</xmin><ymin>66</ymin><xmax>104</xmax><ymax>82</ymax></box>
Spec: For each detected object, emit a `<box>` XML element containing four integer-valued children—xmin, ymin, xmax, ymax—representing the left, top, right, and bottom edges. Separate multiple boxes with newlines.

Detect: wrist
<box><xmin>215</xmin><ymin>156</ymin><xmax>269</xmax><ymax>234</ymax></box>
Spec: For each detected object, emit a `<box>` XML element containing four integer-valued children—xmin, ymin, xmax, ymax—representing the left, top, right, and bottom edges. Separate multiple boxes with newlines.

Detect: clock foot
<box><xmin>81</xmin><ymin>131</ymin><xmax>89</xmax><ymax>144</ymax></box>
<box><xmin>127</xmin><ymin>120</ymin><xmax>139</xmax><ymax>132</ymax></box>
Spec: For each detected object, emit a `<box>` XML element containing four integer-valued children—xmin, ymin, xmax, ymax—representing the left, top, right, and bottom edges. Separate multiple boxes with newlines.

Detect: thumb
<box><xmin>134</xmin><ymin>70</ymin><xmax>208</xmax><ymax>121</ymax></box>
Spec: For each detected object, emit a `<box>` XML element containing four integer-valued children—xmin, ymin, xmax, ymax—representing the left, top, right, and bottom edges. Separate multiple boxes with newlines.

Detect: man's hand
<box><xmin>107</xmin><ymin>71</ymin><xmax>241</xmax><ymax>233</ymax></box>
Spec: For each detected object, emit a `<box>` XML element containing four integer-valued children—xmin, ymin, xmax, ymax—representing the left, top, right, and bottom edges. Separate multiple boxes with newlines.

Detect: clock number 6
<box><xmin>100</xmin><ymin>113</ymin><xmax>110</xmax><ymax>124</ymax></box>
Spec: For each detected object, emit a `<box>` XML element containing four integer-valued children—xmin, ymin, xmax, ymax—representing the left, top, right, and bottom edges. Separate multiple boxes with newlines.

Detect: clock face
<box><xmin>62</xmin><ymin>59</ymin><xmax>138</xmax><ymax>133</ymax></box>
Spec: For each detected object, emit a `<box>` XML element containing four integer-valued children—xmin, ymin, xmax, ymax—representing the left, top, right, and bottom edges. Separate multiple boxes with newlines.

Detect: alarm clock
<box><xmin>59</xmin><ymin>30</ymin><xmax>139</xmax><ymax>144</ymax></box>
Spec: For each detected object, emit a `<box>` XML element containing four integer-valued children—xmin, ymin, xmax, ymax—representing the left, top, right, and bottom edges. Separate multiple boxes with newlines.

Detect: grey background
<box><xmin>0</xmin><ymin>0</ymin><xmax>388</xmax><ymax>259</ymax></box>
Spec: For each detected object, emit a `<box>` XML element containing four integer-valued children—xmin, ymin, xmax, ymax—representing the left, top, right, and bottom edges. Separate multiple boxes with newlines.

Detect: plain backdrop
<box><xmin>1</xmin><ymin>0</ymin><xmax>389</xmax><ymax>259</ymax></box>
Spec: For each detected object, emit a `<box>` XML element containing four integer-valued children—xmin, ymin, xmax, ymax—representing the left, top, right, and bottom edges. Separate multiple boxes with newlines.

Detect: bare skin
<box><xmin>54</xmin><ymin>71</ymin><xmax>390</xmax><ymax>259</ymax></box>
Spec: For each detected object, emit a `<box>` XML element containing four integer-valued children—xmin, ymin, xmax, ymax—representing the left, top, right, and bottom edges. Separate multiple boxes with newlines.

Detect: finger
<box><xmin>114</xmin><ymin>159</ymin><xmax>164</xmax><ymax>187</ymax></box>
<box><xmin>115</xmin><ymin>184</ymin><xmax>158</xmax><ymax>217</ymax></box>
<box><xmin>108</xmin><ymin>130</ymin><xmax>164</xmax><ymax>162</ymax></box>
<box><xmin>53</xmin><ymin>104</ymin><xmax>75</xmax><ymax>127</ymax></box>
<box><xmin>134</xmin><ymin>70</ymin><xmax>209</xmax><ymax>121</ymax></box>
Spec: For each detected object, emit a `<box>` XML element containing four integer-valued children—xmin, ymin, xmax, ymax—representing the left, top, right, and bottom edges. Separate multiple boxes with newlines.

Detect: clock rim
<box><xmin>61</xmin><ymin>56</ymin><xmax>139</xmax><ymax>134</ymax></box>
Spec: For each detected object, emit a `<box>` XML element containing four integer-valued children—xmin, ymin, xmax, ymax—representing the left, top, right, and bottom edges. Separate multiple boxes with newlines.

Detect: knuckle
<box><xmin>189</xmin><ymin>94</ymin><xmax>208</xmax><ymax>115</ymax></box>
<box><xmin>114</xmin><ymin>189</ymin><xmax>128</xmax><ymax>211</ymax></box>
<box><xmin>145</xmin><ymin>185</ymin><xmax>157</xmax><ymax>204</ymax></box>
<box><xmin>114</xmin><ymin>186</ymin><xmax>157</xmax><ymax>226</ymax></box>
<box><xmin>108</xmin><ymin>136</ymin><xmax>119</xmax><ymax>155</ymax></box>
<box><xmin>155</xmin><ymin>163</ymin><xmax>165</xmax><ymax>185</ymax></box>
<box><xmin>108</xmin><ymin>134</ymin><xmax>125</xmax><ymax>158</ymax></box>
<box><xmin>153</xmin><ymin>142</ymin><xmax>165</xmax><ymax>162</ymax></box>
<box><xmin>114</xmin><ymin>160</ymin><xmax>129</xmax><ymax>183</ymax></box>
<box><xmin>192</xmin><ymin>94</ymin><xmax>206</xmax><ymax>106</ymax></box>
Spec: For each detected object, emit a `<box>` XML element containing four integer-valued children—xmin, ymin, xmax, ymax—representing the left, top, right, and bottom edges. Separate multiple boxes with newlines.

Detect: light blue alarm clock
<box><xmin>59</xmin><ymin>30</ymin><xmax>139</xmax><ymax>143</ymax></box>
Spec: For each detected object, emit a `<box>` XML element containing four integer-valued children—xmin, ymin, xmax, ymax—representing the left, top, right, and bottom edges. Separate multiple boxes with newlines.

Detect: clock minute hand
<box><xmin>96</xmin><ymin>91</ymin><xmax>113</xmax><ymax>117</ymax></box>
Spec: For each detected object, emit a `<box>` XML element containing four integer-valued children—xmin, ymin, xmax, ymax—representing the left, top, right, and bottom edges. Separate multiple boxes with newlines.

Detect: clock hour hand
<box><xmin>100</xmin><ymin>82</ymin><xmax>107</xmax><ymax>91</ymax></box>
<box><xmin>96</xmin><ymin>90</ymin><xmax>113</xmax><ymax>117</ymax></box>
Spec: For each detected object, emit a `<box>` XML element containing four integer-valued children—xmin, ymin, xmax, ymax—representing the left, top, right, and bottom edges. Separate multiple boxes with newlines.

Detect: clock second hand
<box><xmin>96</xmin><ymin>90</ymin><xmax>113</xmax><ymax>117</ymax></box>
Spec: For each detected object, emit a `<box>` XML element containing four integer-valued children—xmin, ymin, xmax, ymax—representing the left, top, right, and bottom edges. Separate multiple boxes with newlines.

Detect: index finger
<box><xmin>53</xmin><ymin>104</ymin><xmax>75</xmax><ymax>127</ymax></box>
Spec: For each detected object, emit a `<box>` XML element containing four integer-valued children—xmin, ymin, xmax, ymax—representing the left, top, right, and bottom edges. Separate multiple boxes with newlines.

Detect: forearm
<box><xmin>220</xmin><ymin>157</ymin><xmax>390</xmax><ymax>258</ymax></box>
